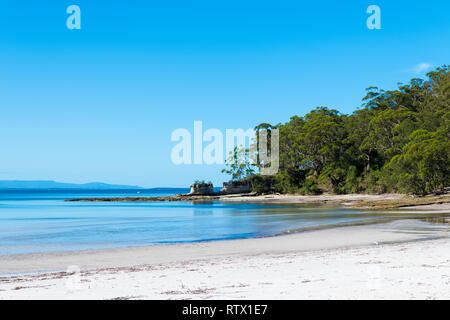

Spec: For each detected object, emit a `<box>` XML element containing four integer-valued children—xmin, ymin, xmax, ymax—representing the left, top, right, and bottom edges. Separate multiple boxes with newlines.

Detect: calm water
<box><xmin>0</xmin><ymin>189</ymin><xmax>449</xmax><ymax>255</ymax></box>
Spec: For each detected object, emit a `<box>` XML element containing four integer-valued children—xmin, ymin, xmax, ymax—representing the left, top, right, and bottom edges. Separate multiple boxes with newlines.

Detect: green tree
<box><xmin>388</xmin><ymin>129</ymin><xmax>450</xmax><ymax>195</ymax></box>
<box><xmin>244</xmin><ymin>65</ymin><xmax>449</xmax><ymax>195</ymax></box>
<box><xmin>221</xmin><ymin>146</ymin><xmax>255</xmax><ymax>181</ymax></box>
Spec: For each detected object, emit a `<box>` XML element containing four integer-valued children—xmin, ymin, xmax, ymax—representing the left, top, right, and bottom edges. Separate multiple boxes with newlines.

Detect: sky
<box><xmin>0</xmin><ymin>0</ymin><xmax>449</xmax><ymax>187</ymax></box>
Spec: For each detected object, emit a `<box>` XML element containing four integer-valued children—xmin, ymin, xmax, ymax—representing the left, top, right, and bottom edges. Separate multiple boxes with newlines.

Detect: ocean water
<box><xmin>0</xmin><ymin>189</ymin><xmax>449</xmax><ymax>255</ymax></box>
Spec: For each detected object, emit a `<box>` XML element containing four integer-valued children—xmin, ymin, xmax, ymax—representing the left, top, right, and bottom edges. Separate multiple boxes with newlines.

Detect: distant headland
<box><xmin>0</xmin><ymin>180</ymin><xmax>143</xmax><ymax>190</ymax></box>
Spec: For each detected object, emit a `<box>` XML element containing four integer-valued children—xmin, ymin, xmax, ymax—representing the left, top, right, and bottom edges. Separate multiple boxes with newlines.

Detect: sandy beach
<box><xmin>218</xmin><ymin>193</ymin><xmax>405</xmax><ymax>203</ymax></box>
<box><xmin>1</xmin><ymin>217</ymin><xmax>449</xmax><ymax>300</ymax></box>
<box><xmin>68</xmin><ymin>192</ymin><xmax>450</xmax><ymax>210</ymax></box>
<box><xmin>221</xmin><ymin>193</ymin><xmax>450</xmax><ymax>210</ymax></box>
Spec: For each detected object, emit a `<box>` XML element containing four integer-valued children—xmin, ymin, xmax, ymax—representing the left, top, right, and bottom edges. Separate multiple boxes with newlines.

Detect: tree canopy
<box><xmin>232</xmin><ymin>65</ymin><xmax>449</xmax><ymax>195</ymax></box>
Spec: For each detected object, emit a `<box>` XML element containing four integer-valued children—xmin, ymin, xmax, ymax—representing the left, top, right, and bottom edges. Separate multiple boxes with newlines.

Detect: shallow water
<box><xmin>0</xmin><ymin>190</ymin><xmax>449</xmax><ymax>254</ymax></box>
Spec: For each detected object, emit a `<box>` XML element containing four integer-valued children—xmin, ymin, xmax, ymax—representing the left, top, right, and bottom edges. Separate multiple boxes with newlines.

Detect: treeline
<box><xmin>249</xmin><ymin>66</ymin><xmax>449</xmax><ymax>195</ymax></box>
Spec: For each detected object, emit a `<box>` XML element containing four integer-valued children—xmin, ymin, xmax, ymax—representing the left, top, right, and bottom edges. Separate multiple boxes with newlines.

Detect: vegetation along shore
<box><xmin>68</xmin><ymin>66</ymin><xmax>449</xmax><ymax>206</ymax></box>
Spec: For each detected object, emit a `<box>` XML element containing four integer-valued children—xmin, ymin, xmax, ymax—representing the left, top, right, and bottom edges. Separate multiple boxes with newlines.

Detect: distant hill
<box><xmin>0</xmin><ymin>180</ymin><xmax>143</xmax><ymax>190</ymax></box>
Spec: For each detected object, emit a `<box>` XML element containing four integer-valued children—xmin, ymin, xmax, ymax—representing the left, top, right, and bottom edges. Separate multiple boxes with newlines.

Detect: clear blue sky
<box><xmin>0</xmin><ymin>1</ymin><xmax>449</xmax><ymax>187</ymax></box>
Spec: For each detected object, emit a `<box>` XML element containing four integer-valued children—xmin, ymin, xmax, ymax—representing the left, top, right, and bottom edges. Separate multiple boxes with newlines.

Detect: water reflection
<box><xmin>422</xmin><ymin>216</ymin><xmax>450</xmax><ymax>225</ymax></box>
<box><xmin>0</xmin><ymin>194</ymin><xmax>449</xmax><ymax>254</ymax></box>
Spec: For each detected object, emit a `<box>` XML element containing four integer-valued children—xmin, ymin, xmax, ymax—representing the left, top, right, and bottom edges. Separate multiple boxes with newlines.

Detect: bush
<box><xmin>273</xmin><ymin>169</ymin><xmax>306</xmax><ymax>193</ymax></box>
<box><xmin>299</xmin><ymin>177</ymin><xmax>322</xmax><ymax>195</ymax></box>
<box><xmin>250</xmin><ymin>175</ymin><xmax>276</xmax><ymax>194</ymax></box>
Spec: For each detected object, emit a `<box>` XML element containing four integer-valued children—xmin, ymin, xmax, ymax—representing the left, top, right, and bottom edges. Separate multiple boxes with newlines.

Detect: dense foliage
<box><xmin>227</xmin><ymin>66</ymin><xmax>449</xmax><ymax>195</ymax></box>
<box><xmin>221</xmin><ymin>146</ymin><xmax>255</xmax><ymax>181</ymax></box>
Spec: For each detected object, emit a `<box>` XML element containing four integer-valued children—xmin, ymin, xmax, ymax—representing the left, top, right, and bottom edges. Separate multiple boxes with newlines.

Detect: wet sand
<box><xmin>1</xmin><ymin>219</ymin><xmax>447</xmax><ymax>275</ymax></box>
<box><xmin>1</xmin><ymin>219</ymin><xmax>449</xmax><ymax>299</ymax></box>
<box><xmin>67</xmin><ymin>193</ymin><xmax>450</xmax><ymax>210</ymax></box>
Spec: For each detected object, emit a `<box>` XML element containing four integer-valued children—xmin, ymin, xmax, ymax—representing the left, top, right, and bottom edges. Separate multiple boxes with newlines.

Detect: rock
<box><xmin>189</xmin><ymin>182</ymin><xmax>214</xmax><ymax>195</ymax></box>
<box><xmin>219</xmin><ymin>181</ymin><xmax>251</xmax><ymax>195</ymax></box>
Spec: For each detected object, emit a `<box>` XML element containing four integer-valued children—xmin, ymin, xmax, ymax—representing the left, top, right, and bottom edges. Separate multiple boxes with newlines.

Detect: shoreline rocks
<box><xmin>65</xmin><ymin>194</ymin><xmax>221</xmax><ymax>202</ymax></box>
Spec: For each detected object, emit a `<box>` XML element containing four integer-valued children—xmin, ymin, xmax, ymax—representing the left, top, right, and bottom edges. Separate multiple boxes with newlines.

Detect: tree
<box><xmin>245</xmin><ymin>65</ymin><xmax>450</xmax><ymax>195</ymax></box>
<box><xmin>361</xmin><ymin>108</ymin><xmax>416</xmax><ymax>159</ymax></box>
<box><xmin>388</xmin><ymin>129</ymin><xmax>450</xmax><ymax>195</ymax></box>
<box><xmin>221</xmin><ymin>146</ymin><xmax>255</xmax><ymax>181</ymax></box>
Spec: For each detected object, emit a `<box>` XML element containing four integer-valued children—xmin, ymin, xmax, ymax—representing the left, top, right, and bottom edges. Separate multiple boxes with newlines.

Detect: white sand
<box><xmin>1</xmin><ymin>220</ymin><xmax>449</xmax><ymax>300</ymax></box>
<box><xmin>218</xmin><ymin>193</ymin><xmax>450</xmax><ymax>211</ymax></box>
<box><xmin>400</xmin><ymin>203</ymin><xmax>450</xmax><ymax>210</ymax></box>
<box><xmin>218</xmin><ymin>193</ymin><xmax>404</xmax><ymax>203</ymax></box>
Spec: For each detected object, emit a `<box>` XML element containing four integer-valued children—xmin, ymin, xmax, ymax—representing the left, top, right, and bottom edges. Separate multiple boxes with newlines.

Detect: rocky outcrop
<box><xmin>189</xmin><ymin>182</ymin><xmax>214</xmax><ymax>195</ymax></box>
<box><xmin>219</xmin><ymin>181</ymin><xmax>251</xmax><ymax>195</ymax></box>
<box><xmin>66</xmin><ymin>180</ymin><xmax>255</xmax><ymax>202</ymax></box>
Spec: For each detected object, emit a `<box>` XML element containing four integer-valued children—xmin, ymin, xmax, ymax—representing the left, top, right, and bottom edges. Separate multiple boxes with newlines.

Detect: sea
<box><xmin>0</xmin><ymin>189</ymin><xmax>449</xmax><ymax>255</ymax></box>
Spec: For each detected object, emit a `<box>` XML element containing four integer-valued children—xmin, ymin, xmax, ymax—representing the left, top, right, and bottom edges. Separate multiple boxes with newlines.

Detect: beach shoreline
<box><xmin>1</xmin><ymin>213</ymin><xmax>449</xmax><ymax>275</ymax></box>
<box><xmin>66</xmin><ymin>192</ymin><xmax>450</xmax><ymax>210</ymax></box>
<box><xmin>1</xmin><ymin>217</ymin><xmax>449</xmax><ymax>299</ymax></box>
<box><xmin>2</xmin><ymin>196</ymin><xmax>449</xmax><ymax>299</ymax></box>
